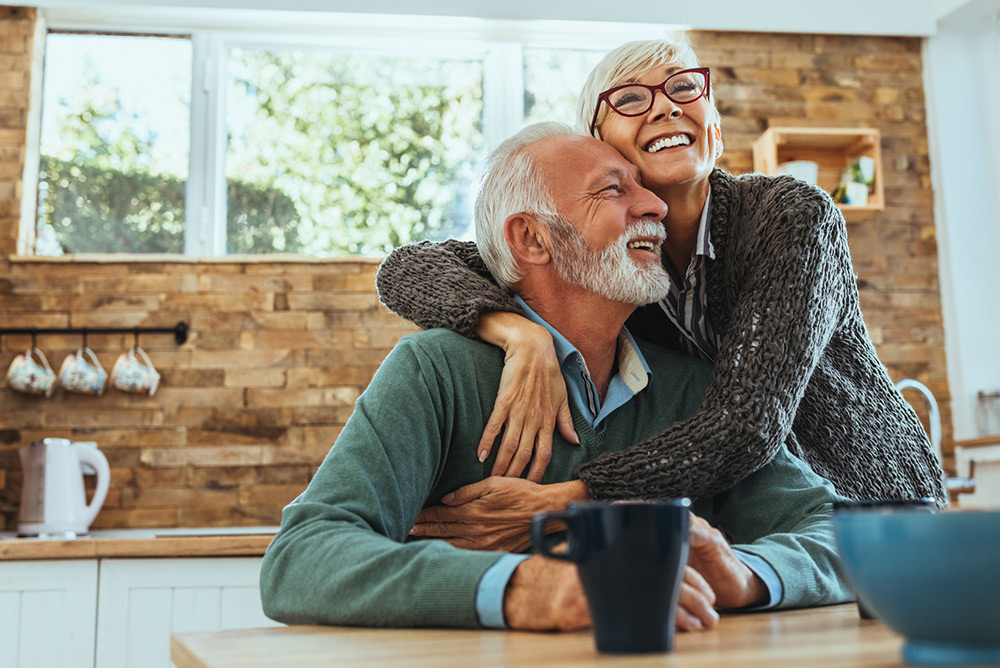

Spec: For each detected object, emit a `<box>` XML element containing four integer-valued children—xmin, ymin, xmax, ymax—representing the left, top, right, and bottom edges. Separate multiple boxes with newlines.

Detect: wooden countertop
<box><xmin>171</xmin><ymin>604</ymin><xmax>906</xmax><ymax>668</ymax></box>
<box><xmin>0</xmin><ymin>527</ymin><xmax>277</xmax><ymax>560</ymax></box>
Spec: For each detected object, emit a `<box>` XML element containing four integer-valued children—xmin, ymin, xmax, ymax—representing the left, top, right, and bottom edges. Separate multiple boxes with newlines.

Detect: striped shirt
<box><xmin>659</xmin><ymin>188</ymin><xmax>719</xmax><ymax>362</ymax></box>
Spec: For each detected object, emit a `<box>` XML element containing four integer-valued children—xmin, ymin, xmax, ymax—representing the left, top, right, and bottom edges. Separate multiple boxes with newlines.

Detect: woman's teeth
<box><xmin>646</xmin><ymin>135</ymin><xmax>692</xmax><ymax>153</ymax></box>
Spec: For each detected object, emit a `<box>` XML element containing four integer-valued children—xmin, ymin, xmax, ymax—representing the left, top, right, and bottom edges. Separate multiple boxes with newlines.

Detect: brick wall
<box><xmin>0</xmin><ymin>11</ymin><xmax>949</xmax><ymax>530</ymax></box>
<box><xmin>690</xmin><ymin>30</ymin><xmax>950</xmax><ymax>461</ymax></box>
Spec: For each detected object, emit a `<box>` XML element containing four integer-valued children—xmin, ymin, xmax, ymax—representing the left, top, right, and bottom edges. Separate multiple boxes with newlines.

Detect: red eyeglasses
<box><xmin>589</xmin><ymin>67</ymin><xmax>711</xmax><ymax>136</ymax></box>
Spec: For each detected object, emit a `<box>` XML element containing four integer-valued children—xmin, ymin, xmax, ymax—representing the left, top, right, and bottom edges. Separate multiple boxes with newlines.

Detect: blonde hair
<box><xmin>577</xmin><ymin>37</ymin><xmax>709</xmax><ymax>139</ymax></box>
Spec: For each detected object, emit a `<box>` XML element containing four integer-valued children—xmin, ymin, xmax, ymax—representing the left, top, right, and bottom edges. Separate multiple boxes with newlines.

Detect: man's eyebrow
<box><xmin>588</xmin><ymin>165</ymin><xmax>641</xmax><ymax>190</ymax></box>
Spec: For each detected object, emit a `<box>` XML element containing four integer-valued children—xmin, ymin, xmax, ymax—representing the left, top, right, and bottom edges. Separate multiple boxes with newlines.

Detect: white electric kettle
<box><xmin>18</xmin><ymin>438</ymin><xmax>110</xmax><ymax>537</ymax></box>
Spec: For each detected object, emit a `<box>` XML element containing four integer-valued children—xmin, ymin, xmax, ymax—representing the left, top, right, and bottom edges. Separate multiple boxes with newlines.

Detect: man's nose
<box><xmin>631</xmin><ymin>189</ymin><xmax>668</xmax><ymax>222</ymax></box>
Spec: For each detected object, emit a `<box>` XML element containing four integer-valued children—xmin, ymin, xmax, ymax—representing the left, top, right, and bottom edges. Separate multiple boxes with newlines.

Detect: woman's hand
<box><xmin>474</xmin><ymin>312</ymin><xmax>578</xmax><ymax>482</ymax></box>
<box><xmin>411</xmin><ymin>478</ymin><xmax>588</xmax><ymax>553</ymax></box>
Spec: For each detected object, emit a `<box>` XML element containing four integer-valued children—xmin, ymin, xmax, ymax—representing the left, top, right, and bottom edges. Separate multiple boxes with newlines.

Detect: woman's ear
<box><xmin>712</xmin><ymin>122</ymin><xmax>723</xmax><ymax>159</ymax></box>
<box><xmin>504</xmin><ymin>214</ymin><xmax>551</xmax><ymax>267</ymax></box>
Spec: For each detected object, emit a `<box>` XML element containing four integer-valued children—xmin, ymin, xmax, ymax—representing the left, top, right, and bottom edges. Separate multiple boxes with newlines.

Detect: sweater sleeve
<box><xmin>259</xmin><ymin>337</ymin><xmax>504</xmax><ymax>628</ymax></box>
<box><xmin>375</xmin><ymin>238</ymin><xmax>523</xmax><ymax>336</ymax></box>
<box><xmin>576</xmin><ymin>181</ymin><xmax>854</xmax><ymax>501</ymax></box>
<box><xmin>712</xmin><ymin>445</ymin><xmax>854</xmax><ymax>610</ymax></box>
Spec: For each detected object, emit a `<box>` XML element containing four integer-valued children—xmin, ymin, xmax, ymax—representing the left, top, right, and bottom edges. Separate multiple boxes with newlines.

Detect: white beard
<box><xmin>546</xmin><ymin>216</ymin><xmax>671</xmax><ymax>306</ymax></box>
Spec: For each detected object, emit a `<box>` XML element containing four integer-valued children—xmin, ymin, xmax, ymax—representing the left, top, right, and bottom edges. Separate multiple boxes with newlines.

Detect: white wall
<box><xmin>4</xmin><ymin>0</ymin><xmax>942</xmax><ymax>36</ymax></box>
<box><xmin>926</xmin><ymin>0</ymin><xmax>1000</xmax><ymax>438</ymax></box>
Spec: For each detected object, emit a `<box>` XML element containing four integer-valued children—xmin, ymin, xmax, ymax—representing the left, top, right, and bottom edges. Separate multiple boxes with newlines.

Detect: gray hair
<box><xmin>576</xmin><ymin>37</ymin><xmax>708</xmax><ymax>139</ymax></box>
<box><xmin>474</xmin><ymin>121</ymin><xmax>580</xmax><ymax>289</ymax></box>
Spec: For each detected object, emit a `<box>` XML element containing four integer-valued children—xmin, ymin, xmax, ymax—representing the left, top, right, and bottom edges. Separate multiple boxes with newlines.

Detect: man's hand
<box><xmin>411</xmin><ymin>478</ymin><xmax>587</xmax><ymax>552</ymax></box>
<box><xmin>677</xmin><ymin>566</ymin><xmax>721</xmax><ymax>631</ymax></box>
<box><xmin>687</xmin><ymin>513</ymin><xmax>768</xmax><ymax>609</ymax></box>
<box><xmin>504</xmin><ymin>558</ymin><xmax>720</xmax><ymax>633</ymax></box>
<box><xmin>503</xmin><ymin>555</ymin><xmax>590</xmax><ymax>631</ymax></box>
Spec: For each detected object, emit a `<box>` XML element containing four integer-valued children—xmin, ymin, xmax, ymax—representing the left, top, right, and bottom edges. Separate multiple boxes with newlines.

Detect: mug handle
<box><xmin>531</xmin><ymin>511</ymin><xmax>575</xmax><ymax>562</ymax></box>
<box><xmin>132</xmin><ymin>346</ymin><xmax>153</xmax><ymax>369</ymax></box>
<box><xmin>81</xmin><ymin>346</ymin><xmax>104</xmax><ymax>371</ymax></box>
<box><xmin>29</xmin><ymin>347</ymin><xmax>53</xmax><ymax>372</ymax></box>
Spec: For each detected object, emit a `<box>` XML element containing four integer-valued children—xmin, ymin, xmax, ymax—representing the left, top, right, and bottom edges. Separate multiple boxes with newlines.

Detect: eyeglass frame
<box><xmin>589</xmin><ymin>67</ymin><xmax>712</xmax><ymax>136</ymax></box>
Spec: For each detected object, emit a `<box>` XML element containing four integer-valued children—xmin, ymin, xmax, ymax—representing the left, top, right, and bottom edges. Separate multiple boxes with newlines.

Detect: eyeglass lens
<box><xmin>608</xmin><ymin>70</ymin><xmax>707</xmax><ymax>116</ymax></box>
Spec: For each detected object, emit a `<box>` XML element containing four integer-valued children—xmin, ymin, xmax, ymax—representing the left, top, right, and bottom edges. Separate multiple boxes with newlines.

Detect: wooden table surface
<box><xmin>0</xmin><ymin>527</ymin><xmax>277</xmax><ymax>560</ymax></box>
<box><xmin>171</xmin><ymin>603</ymin><xmax>907</xmax><ymax>668</ymax></box>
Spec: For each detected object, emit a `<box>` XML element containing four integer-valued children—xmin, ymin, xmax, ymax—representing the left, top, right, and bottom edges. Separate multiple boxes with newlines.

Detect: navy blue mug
<box><xmin>531</xmin><ymin>499</ymin><xmax>691</xmax><ymax>653</ymax></box>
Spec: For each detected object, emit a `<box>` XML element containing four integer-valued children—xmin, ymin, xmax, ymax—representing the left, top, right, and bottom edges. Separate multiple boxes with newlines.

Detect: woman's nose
<box><xmin>647</xmin><ymin>89</ymin><xmax>683</xmax><ymax>121</ymax></box>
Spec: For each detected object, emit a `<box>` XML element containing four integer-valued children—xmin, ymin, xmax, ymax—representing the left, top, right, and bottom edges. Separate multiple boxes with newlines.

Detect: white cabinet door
<box><xmin>95</xmin><ymin>557</ymin><xmax>280</xmax><ymax>668</ymax></box>
<box><xmin>0</xmin><ymin>559</ymin><xmax>98</xmax><ymax>668</ymax></box>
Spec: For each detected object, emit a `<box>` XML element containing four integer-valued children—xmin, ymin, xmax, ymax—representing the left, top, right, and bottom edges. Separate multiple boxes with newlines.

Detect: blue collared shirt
<box><xmin>475</xmin><ymin>292</ymin><xmax>782</xmax><ymax>627</ymax></box>
<box><xmin>514</xmin><ymin>295</ymin><xmax>651</xmax><ymax>432</ymax></box>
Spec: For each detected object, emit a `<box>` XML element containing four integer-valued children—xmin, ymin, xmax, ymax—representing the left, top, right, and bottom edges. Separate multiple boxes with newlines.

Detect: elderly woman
<box><xmin>375</xmin><ymin>37</ymin><xmax>944</xmax><ymax>536</ymax></box>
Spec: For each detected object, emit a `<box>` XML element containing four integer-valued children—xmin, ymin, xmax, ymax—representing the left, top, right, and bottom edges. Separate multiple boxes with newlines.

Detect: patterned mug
<box><xmin>59</xmin><ymin>346</ymin><xmax>108</xmax><ymax>396</ymax></box>
<box><xmin>111</xmin><ymin>346</ymin><xmax>160</xmax><ymax>397</ymax></box>
<box><xmin>6</xmin><ymin>347</ymin><xmax>58</xmax><ymax>397</ymax></box>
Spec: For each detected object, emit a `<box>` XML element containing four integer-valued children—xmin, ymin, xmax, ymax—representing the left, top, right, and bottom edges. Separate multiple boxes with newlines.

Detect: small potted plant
<box><xmin>833</xmin><ymin>156</ymin><xmax>875</xmax><ymax>206</ymax></box>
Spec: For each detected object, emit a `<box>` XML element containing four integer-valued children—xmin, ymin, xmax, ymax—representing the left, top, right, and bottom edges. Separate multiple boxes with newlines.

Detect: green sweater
<box><xmin>260</xmin><ymin>329</ymin><xmax>852</xmax><ymax>628</ymax></box>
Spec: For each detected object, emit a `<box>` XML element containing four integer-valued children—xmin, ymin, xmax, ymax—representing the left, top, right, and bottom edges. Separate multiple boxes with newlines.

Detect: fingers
<box><xmin>440</xmin><ymin>479</ymin><xmax>494</xmax><ymax>506</ymax></box>
<box><xmin>555</xmin><ymin>399</ymin><xmax>579</xmax><ymax>445</ymax></box>
<box><xmin>476</xmin><ymin>413</ymin><xmax>505</xmax><ymax>465</ymax></box>
<box><xmin>490</xmin><ymin>412</ymin><xmax>526</xmax><ymax>477</ymax></box>
<box><xmin>493</xmin><ymin>405</ymin><xmax>552</xmax><ymax>479</ymax></box>
<box><xmin>683</xmin><ymin>565</ymin><xmax>717</xmax><ymax>606</ymax></box>
<box><xmin>480</xmin><ymin>391</ymin><xmax>516</xmax><ymax>472</ymax></box>
<box><xmin>676</xmin><ymin>574</ymin><xmax>720</xmax><ymax>632</ymax></box>
<box><xmin>525</xmin><ymin>432</ymin><xmax>553</xmax><ymax>483</ymax></box>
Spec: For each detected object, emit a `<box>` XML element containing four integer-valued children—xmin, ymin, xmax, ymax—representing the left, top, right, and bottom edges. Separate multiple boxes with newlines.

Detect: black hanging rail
<box><xmin>0</xmin><ymin>321</ymin><xmax>188</xmax><ymax>345</ymax></box>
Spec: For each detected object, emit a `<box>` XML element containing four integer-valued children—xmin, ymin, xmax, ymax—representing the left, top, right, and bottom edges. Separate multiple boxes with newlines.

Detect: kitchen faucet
<box><xmin>895</xmin><ymin>379</ymin><xmax>975</xmax><ymax>497</ymax></box>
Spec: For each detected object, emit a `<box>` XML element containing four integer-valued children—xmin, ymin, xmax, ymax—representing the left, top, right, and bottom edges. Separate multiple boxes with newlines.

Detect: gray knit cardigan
<box><xmin>375</xmin><ymin>168</ymin><xmax>946</xmax><ymax>505</ymax></box>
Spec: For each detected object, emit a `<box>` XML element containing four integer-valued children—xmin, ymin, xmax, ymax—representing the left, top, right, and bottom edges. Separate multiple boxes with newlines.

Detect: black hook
<box><xmin>133</xmin><ymin>328</ymin><xmax>140</xmax><ymax>349</ymax></box>
<box><xmin>31</xmin><ymin>329</ymin><xmax>37</xmax><ymax>349</ymax></box>
<box><xmin>82</xmin><ymin>328</ymin><xmax>88</xmax><ymax>349</ymax></box>
<box><xmin>174</xmin><ymin>322</ymin><xmax>188</xmax><ymax>345</ymax></box>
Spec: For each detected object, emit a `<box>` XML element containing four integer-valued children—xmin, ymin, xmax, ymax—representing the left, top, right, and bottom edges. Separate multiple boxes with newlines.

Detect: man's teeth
<box><xmin>646</xmin><ymin>135</ymin><xmax>692</xmax><ymax>153</ymax></box>
<box><xmin>627</xmin><ymin>240</ymin><xmax>656</xmax><ymax>251</ymax></box>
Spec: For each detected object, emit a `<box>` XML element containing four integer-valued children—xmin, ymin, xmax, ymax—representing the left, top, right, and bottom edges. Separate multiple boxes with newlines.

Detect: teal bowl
<box><xmin>834</xmin><ymin>509</ymin><xmax>1000</xmax><ymax>666</ymax></box>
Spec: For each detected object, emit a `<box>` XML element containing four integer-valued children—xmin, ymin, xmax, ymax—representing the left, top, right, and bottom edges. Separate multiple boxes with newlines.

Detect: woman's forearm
<box><xmin>474</xmin><ymin>311</ymin><xmax>551</xmax><ymax>354</ymax></box>
<box><xmin>375</xmin><ymin>239</ymin><xmax>522</xmax><ymax>335</ymax></box>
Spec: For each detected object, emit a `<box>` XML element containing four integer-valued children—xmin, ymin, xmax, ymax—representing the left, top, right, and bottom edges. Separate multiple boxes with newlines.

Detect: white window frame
<box><xmin>28</xmin><ymin>8</ymin><xmax>677</xmax><ymax>258</ymax></box>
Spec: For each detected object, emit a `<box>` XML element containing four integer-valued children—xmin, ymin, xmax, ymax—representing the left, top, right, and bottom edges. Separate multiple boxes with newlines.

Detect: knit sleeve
<box><xmin>375</xmin><ymin>239</ymin><xmax>523</xmax><ymax>336</ymax></box>
<box><xmin>576</xmin><ymin>182</ymin><xmax>854</xmax><ymax>501</ymax></box>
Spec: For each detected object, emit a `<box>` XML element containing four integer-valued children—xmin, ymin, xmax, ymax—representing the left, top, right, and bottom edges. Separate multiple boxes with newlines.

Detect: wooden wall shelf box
<box><xmin>752</xmin><ymin>127</ymin><xmax>884</xmax><ymax>220</ymax></box>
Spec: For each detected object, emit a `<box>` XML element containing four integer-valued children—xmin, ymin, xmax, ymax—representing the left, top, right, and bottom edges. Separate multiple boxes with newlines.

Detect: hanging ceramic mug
<box><xmin>59</xmin><ymin>346</ymin><xmax>108</xmax><ymax>396</ymax></box>
<box><xmin>6</xmin><ymin>347</ymin><xmax>58</xmax><ymax>397</ymax></box>
<box><xmin>111</xmin><ymin>346</ymin><xmax>160</xmax><ymax>397</ymax></box>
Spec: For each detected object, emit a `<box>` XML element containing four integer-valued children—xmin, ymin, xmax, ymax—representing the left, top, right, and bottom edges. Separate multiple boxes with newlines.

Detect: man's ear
<box><xmin>504</xmin><ymin>213</ymin><xmax>552</xmax><ymax>267</ymax></box>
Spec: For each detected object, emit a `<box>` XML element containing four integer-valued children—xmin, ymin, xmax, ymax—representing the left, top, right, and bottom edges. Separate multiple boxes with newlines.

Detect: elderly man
<box><xmin>259</xmin><ymin>122</ymin><xmax>851</xmax><ymax>633</ymax></box>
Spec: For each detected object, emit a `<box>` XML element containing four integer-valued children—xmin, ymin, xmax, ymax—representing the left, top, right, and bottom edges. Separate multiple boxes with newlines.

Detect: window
<box><xmin>225</xmin><ymin>46</ymin><xmax>483</xmax><ymax>256</ymax></box>
<box><xmin>36</xmin><ymin>33</ymin><xmax>192</xmax><ymax>255</ymax></box>
<box><xmin>30</xmin><ymin>12</ymin><xmax>674</xmax><ymax>258</ymax></box>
